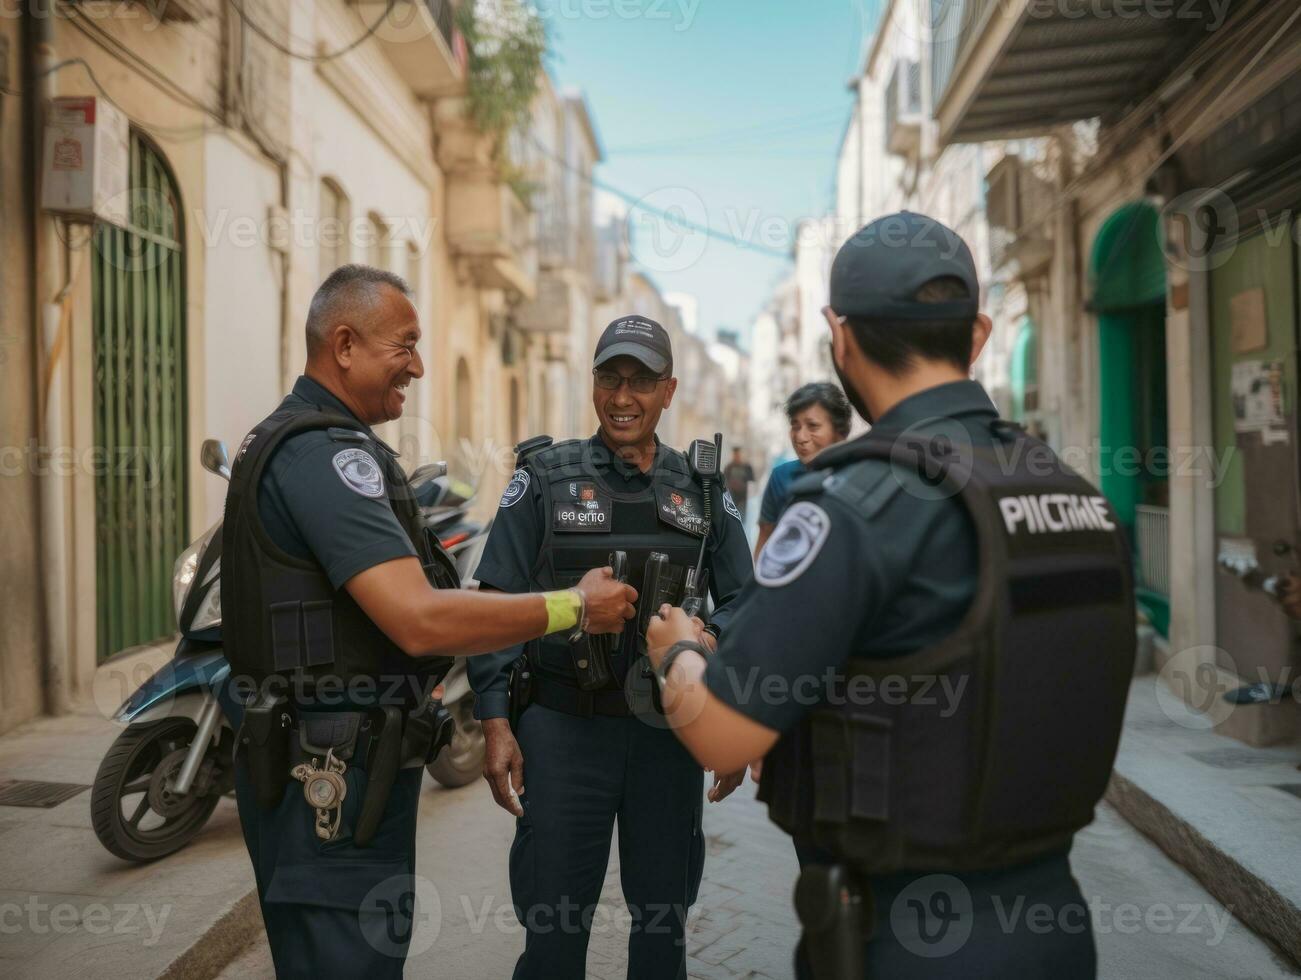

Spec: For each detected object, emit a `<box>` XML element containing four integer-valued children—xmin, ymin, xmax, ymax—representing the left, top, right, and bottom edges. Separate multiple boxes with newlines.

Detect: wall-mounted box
<box><xmin>41</xmin><ymin>96</ymin><xmax>129</xmax><ymax>225</ymax></box>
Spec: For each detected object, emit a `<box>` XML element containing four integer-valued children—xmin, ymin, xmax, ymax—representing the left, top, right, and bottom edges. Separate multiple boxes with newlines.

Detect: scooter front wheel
<box><xmin>91</xmin><ymin>717</ymin><xmax>224</xmax><ymax>862</ymax></box>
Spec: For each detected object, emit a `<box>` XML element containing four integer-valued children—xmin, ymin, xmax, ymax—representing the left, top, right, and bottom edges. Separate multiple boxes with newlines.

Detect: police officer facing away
<box><xmin>468</xmin><ymin>315</ymin><xmax>755</xmax><ymax>979</ymax></box>
<box><xmin>647</xmin><ymin>214</ymin><xmax>1135</xmax><ymax>978</ymax></box>
<box><xmin>222</xmin><ymin>265</ymin><xmax>636</xmax><ymax>978</ymax></box>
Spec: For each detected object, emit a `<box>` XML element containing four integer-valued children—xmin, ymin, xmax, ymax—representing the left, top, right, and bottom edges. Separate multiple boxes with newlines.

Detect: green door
<box><xmin>91</xmin><ymin>132</ymin><xmax>188</xmax><ymax>662</ymax></box>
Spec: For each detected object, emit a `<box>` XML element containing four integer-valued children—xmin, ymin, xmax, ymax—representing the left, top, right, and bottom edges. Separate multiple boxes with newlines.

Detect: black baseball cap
<box><xmin>829</xmin><ymin>211</ymin><xmax>979</xmax><ymax>321</ymax></box>
<box><xmin>593</xmin><ymin>315</ymin><xmax>673</xmax><ymax>375</ymax></box>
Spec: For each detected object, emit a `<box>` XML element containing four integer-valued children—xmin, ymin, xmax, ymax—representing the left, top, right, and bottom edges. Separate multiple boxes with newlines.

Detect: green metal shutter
<box><xmin>91</xmin><ymin>132</ymin><xmax>188</xmax><ymax>662</ymax></box>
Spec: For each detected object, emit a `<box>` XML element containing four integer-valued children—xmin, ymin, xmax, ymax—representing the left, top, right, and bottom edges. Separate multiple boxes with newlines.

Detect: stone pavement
<box><xmin>5</xmin><ymin>647</ymin><xmax>1300</xmax><ymax>980</ymax></box>
<box><xmin>220</xmin><ymin>779</ymin><xmax>1299</xmax><ymax>979</ymax></box>
<box><xmin>0</xmin><ymin>642</ymin><xmax>257</xmax><ymax>980</ymax></box>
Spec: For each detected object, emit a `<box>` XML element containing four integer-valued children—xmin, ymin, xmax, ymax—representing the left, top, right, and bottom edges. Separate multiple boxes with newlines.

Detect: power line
<box><xmin>527</xmin><ymin>134</ymin><xmax>792</xmax><ymax>259</ymax></box>
<box><xmin>606</xmin><ymin>107</ymin><xmax>847</xmax><ymax>154</ymax></box>
<box><xmin>226</xmin><ymin>0</ymin><xmax>398</xmax><ymax>62</ymax></box>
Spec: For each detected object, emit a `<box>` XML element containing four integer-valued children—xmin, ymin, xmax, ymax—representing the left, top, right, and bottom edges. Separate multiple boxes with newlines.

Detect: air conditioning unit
<box><xmin>985</xmin><ymin>155</ymin><xmax>1021</xmax><ymax>272</ymax></box>
<box><xmin>885</xmin><ymin>59</ymin><xmax>922</xmax><ymax>158</ymax></box>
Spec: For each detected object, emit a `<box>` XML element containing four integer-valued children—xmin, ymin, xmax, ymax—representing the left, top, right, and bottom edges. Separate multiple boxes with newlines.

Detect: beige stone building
<box><xmin>930</xmin><ymin>0</ymin><xmax>1301</xmax><ymax>745</ymax></box>
<box><xmin>0</xmin><ymin>0</ymin><xmax>540</xmax><ymax>734</ymax></box>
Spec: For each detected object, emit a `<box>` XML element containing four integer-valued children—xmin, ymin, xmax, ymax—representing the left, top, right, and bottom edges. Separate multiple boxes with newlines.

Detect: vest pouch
<box><xmin>810</xmin><ymin>711</ymin><xmax>892</xmax><ymax>827</ymax></box>
<box><xmin>269</xmin><ymin>600</ymin><xmax>336</xmax><ymax>672</ymax></box>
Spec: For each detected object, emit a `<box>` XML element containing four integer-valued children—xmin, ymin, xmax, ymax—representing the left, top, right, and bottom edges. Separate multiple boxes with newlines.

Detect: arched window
<box><xmin>365</xmin><ymin>211</ymin><xmax>390</xmax><ymax>270</ymax></box>
<box><xmin>318</xmin><ymin>177</ymin><xmax>350</xmax><ymax>283</ymax></box>
<box><xmin>91</xmin><ymin>131</ymin><xmax>188</xmax><ymax>660</ymax></box>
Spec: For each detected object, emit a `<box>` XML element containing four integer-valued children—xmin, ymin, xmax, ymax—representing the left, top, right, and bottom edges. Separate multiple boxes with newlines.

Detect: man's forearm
<box><xmin>408</xmin><ymin>589</ymin><xmax>569</xmax><ymax>657</ymax></box>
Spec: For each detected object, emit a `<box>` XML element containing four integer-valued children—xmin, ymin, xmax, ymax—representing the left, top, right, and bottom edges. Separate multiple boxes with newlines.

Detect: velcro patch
<box><xmin>655</xmin><ymin>485</ymin><xmax>707</xmax><ymax>537</ymax></box>
<box><xmin>756</xmin><ymin>501</ymin><xmax>831</xmax><ymax>587</ymax></box>
<box><xmin>332</xmin><ymin>448</ymin><xmax>385</xmax><ymax>498</ymax></box>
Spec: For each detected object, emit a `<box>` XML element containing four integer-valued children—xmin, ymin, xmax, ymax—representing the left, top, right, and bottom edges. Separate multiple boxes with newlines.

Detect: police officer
<box><xmin>647</xmin><ymin>213</ymin><xmax>1136</xmax><ymax>978</ymax></box>
<box><xmin>222</xmin><ymin>264</ymin><xmax>636</xmax><ymax>979</ymax></box>
<box><xmin>468</xmin><ymin>315</ymin><xmax>754</xmax><ymax>979</ymax></box>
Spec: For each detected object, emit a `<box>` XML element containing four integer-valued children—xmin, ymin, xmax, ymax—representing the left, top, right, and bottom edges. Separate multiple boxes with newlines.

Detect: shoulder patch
<box><xmin>499</xmin><ymin>468</ymin><xmax>530</xmax><ymax>508</ymax></box>
<box><xmin>756</xmin><ymin>501</ymin><xmax>831</xmax><ymax>587</ymax></box>
<box><xmin>331</xmin><ymin>448</ymin><xmax>385</xmax><ymax>498</ymax></box>
<box><xmin>721</xmin><ymin>489</ymin><xmax>743</xmax><ymax>523</ymax></box>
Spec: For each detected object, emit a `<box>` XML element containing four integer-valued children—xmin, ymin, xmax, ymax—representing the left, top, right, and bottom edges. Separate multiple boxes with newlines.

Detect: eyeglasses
<box><xmin>592</xmin><ymin>369</ymin><xmax>668</xmax><ymax>394</ymax></box>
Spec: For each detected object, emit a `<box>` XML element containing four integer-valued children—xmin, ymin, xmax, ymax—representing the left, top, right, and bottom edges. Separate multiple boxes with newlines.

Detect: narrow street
<box><xmin>219</xmin><ymin>779</ymin><xmax>1297</xmax><ymax>979</ymax></box>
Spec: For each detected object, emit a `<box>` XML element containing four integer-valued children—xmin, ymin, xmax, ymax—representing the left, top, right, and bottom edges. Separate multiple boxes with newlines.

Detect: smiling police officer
<box><xmin>468</xmin><ymin>315</ymin><xmax>754</xmax><ymax>979</ymax></box>
<box><xmin>222</xmin><ymin>265</ymin><xmax>636</xmax><ymax>978</ymax></box>
<box><xmin>647</xmin><ymin>214</ymin><xmax>1136</xmax><ymax>979</ymax></box>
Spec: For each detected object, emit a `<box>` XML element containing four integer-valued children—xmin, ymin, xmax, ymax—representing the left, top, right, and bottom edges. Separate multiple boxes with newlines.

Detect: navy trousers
<box><xmin>796</xmin><ymin>852</ymin><xmax>1097</xmax><ymax>979</ymax></box>
<box><xmin>509</xmin><ymin>704</ymin><xmax>708</xmax><ymax>980</ymax></box>
<box><xmin>234</xmin><ymin>759</ymin><xmax>423</xmax><ymax>979</ymax></box>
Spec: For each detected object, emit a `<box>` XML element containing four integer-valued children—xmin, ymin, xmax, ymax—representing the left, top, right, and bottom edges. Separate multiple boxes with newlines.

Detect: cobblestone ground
<box><xmin>221</xmin><ymin>776</ymin><xmax>1297</xmax><ymax>979</ymax></box>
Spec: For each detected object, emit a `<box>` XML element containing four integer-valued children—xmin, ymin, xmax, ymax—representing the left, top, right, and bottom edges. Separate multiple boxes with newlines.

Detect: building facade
<box><xmin>933</xmin><ymin>0</ymin><xmax>1301</xmax><ymax>744</ymax></box>
<box><xmin>0</xmin><ymin>0</ymin><xmax>536</xmax><ymax>734</ymax></box>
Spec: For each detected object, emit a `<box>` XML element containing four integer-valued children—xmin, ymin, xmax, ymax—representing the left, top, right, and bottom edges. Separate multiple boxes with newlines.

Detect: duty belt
<box><xmin>532</xmin><ymin>674</ymin><xmax>632</xmax><ymax>718</ymax></box>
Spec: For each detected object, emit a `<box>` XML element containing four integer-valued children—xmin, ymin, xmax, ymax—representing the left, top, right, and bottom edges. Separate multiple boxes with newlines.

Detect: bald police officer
<box><xmin>647</xmin><ymin>214</ymin><xmax>1135</xmax><ymax>978</ymax></box>
<box><xmin>469</xmin><ymin>315</ymin><xmax>754</xmax><ymax>979</ymax></box>
<box><xmin>222</xmin><ymin>264</ymin><xmax>636</xmax><ymax>978</ymax></box>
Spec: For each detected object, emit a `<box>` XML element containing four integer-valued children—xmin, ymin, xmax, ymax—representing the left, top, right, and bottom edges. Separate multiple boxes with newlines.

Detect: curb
<box><xmin>1106</xmin><ymin>772</ymin><xmax>1301</xmax><ymax>968</ymax></box>
<box><xmin>157</xmin><ymin>888</ymin><xmax>261</xmax><ymax>980</ymax></box>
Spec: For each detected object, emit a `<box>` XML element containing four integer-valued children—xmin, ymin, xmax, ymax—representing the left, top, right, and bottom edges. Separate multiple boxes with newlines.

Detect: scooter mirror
<box><xmin>409</xmin><ymin>461</ymin><xmax>448</xmax><ymax>488</ymax></box>
<box><xmin>200</xmin><ymin>439</ymin><xmax>231</xmax><ymax>481</ymax></box>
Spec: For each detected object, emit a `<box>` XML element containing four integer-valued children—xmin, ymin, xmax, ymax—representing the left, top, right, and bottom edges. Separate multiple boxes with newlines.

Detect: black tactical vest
<box><xmin>221</xmin><ymin>404</ymin><xmax>458</xmax><ymax>702</ymax></box>
<box><xmin>760</xmin><ymin>422</ymin><xmax>1136</xmax><ymax>873</ymax></box>
<box><xmin>520</xmin><ymin>437</ymin><xmax>708</xmax><ymax>688</ymax></box>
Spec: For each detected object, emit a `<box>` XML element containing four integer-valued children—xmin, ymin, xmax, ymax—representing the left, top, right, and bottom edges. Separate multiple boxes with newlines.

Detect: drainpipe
<box><xmin>27</xmin><ymin>0</ymin><xmax>71</xmax><ymax>715</ymax></box>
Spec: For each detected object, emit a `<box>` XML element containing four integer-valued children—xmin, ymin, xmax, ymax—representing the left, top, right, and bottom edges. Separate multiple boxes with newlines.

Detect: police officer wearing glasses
<box><xmin>221</xmin><ymin>265</ymin><xmax>636</xmax><ymax>978</ymax></box>
<box><xmin>468</xmin><ymin>315</ymin><xmax>754</xmax><ymax>979</ymax></box>
<box><xmin>647</xmin><ymin>214</ymin><xmax>1136</xmax><ymax>979</ymax></box>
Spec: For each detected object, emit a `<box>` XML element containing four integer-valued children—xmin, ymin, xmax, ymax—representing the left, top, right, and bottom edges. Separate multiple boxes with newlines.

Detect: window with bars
<box><xmin>90</xmin><ymin>131</ymin><xmax>189</xmax><ymax>661</ymax></box>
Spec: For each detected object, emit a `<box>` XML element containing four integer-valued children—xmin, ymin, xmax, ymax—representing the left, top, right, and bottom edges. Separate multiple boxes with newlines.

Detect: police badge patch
<box><xmin>331</xmin><ymin>448</ymin><xmax>385</xmax><ymax>498</ymax></box>
<box><xmin>499</xmin><ymin>469</ymin><xmax>530</xmax><ymax>508</ymax></box>
<box><xmin>722</xmin><ymin>489</ymin><xmax>743</xmax><ymax>523</ymax></box>
<box><xmin>756</xmin><ymin>501</ymin><xmax>831</xmax><ymax>587</ymax></box>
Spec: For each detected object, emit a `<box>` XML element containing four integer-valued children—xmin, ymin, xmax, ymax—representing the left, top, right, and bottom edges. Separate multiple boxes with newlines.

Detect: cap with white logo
<box><xmin>593</xmin><ymin>315</ymin><xmax>673</xmax><ymax>375</ymax></box>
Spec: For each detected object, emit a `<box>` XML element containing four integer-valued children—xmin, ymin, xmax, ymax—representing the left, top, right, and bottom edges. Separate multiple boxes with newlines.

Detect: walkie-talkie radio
<box><xmin>681</xmin><ymin>433</ymin><xmax>722</xmax><ymax>619</ymax></box>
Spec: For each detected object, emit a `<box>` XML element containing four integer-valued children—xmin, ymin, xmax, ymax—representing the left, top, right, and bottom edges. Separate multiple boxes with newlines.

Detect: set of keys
<box><xmin>291</xmin><ymin>747</ymin><xmax>348</xmax><ymax>841</ymax></box>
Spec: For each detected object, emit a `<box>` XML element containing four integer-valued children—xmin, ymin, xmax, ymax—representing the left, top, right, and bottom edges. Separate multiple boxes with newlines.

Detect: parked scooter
<box><xmin>91</xmin><ymin>438</ymin><xmax>492</xmax><ymax>862</ymax></box>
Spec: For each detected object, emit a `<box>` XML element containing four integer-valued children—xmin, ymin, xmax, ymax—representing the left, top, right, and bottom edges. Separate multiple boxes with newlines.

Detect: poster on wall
<box><xmin>1231</xmin><ymin>359</ymin><xmax>1287</xmax><ymax>442</ymax></box>
<box><xmin>1230</xmin><ymin>287</ymin><xmax>1268</xmax><ymax>353</ymax></box>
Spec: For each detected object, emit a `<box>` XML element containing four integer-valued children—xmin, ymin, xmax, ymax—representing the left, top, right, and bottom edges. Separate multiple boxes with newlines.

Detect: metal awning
<box><xmin>933</xmin><ymin>0</ymin><xmax>1238</xmax><ymax>146</ymax></box>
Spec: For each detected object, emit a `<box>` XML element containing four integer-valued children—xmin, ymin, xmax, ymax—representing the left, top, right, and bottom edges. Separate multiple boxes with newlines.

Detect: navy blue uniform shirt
<box><xmin>705</xmin><ymin>380</ymin><xmax>998</xmax><ymax>733</ymax></box>
<box><xmin>256</xmin><ymin>375</ymin><xmax>416</xmax><ymax>589</ymax></box>
<box><xmin>470</xmin><ymin>432</ymin><xmax>754</xmax><ymax>721</ymax></box>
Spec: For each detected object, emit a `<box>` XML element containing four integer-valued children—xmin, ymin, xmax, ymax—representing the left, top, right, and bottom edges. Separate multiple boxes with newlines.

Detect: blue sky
<box><xmin>539</xmin><ymin>0</ymin><xmax>882</xmax><ymax>346</ymax></box>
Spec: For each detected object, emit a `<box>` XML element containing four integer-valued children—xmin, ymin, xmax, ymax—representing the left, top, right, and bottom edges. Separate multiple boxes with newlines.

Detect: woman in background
<box><xmin>754</xmin><ymin>382</ymin><xmax>852</xmax><ymax>560</ymax></box>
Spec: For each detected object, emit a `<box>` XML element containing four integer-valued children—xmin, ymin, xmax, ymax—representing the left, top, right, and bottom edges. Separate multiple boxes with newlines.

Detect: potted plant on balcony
<box><xmin>435</xmin><ymin>0</ymin><xmax>545</xmax><ymax>182</ymax></box>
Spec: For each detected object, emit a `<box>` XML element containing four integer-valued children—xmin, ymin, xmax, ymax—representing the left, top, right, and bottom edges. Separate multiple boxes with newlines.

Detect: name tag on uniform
<box><xmin>553</xmin><ymin>482</ymin><xmax>612</xmax><ymax>533</ymax></box>
<box><xmin>655</xmin><ymin>485</ymin><xmax>707</xmax><ymax>537</ymax></box>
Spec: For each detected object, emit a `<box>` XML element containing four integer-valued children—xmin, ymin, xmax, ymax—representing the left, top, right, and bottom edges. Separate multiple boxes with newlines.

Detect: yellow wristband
<box><xmin>543</xmin><ymin>589</ymin><xmax>583</xmax><ymax>634</ymax></box>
